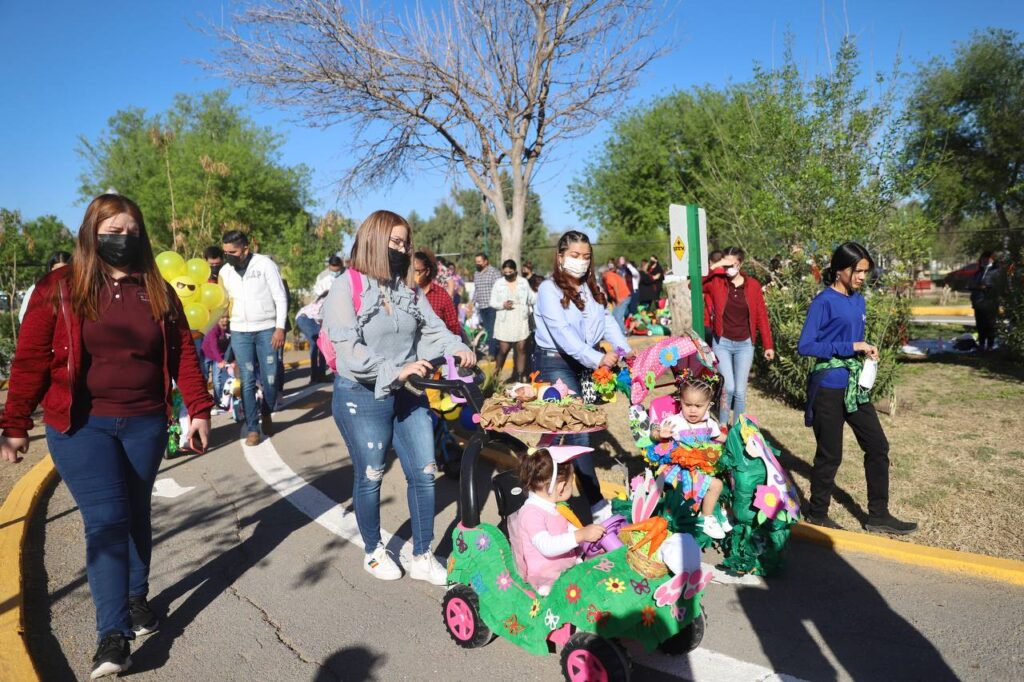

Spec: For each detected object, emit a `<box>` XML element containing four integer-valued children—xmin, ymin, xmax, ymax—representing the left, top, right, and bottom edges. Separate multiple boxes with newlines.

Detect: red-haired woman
<box><xmin>531</xmin><ymin>231</ymin><xmax>631</xmax><ymax>520</ymax></box>
<box><xmin>0</xmin><ymin>194</ymin><xmax>213</xmax><ymax>678</ymax></box>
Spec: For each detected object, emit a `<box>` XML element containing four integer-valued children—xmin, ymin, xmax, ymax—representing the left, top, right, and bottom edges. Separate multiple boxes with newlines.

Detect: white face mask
<box><xmin>562</xmin><ymin>256</ymin><xmax>590</xmax><ymax>279</ymax></box>
<box><xmin>726</xmin><ymin>266</ymin><xmax>739</xmax><ymax>278</ymax></box>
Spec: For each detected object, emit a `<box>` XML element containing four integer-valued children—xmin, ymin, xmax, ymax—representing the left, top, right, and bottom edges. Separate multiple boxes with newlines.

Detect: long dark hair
<box><xmin>413</xmin><ymin>247</ymin><xmax>439</xmax><ymax>285</ymax></box>
<box><xmin>68</xmin><ymin>194</ymin><xmax>172</xmax><ymax>321</ymax></box>
<box><xmin>822</xmin><ymin>242</ymin><xmax>875</xmax><ymax>286</ymax></box>
<box><xmin>551</xmin><ymin>231</ymin><xmax>606</xmax><ymax>310</ymax></box>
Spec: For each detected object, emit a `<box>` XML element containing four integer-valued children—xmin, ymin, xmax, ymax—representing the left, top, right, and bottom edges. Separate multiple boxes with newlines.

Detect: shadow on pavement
<box><xmin>737</xmin><ymin>525</ymin><xmax>959</xmax><ymax>681</ymax></box>
<box><xmin>315</xmin><ymin>646</ymin><xmax>386</xmax><ymax>682</ymax></box>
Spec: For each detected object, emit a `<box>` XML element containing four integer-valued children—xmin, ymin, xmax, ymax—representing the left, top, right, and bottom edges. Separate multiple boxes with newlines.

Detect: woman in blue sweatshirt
<box><xmin>797</xmin><ymin>242</ymin><xmax>917</xmax><ymax>535</ymax></box>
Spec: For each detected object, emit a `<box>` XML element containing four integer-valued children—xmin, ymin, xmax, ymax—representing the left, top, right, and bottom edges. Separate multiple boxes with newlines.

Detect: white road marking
<box><xmin>152</xmin><ymin>478</ymin><xmax>195</xmax><ymax>499</ymax></box>
<box><xmin>628</xmin><ymin>643</ymin><xmax>811</xmax><ymax>682</ymax></box>
<box><xmin>242</xmin><ymin>437</ymin><xmax>414</xmax><ymax>561</ymax></box>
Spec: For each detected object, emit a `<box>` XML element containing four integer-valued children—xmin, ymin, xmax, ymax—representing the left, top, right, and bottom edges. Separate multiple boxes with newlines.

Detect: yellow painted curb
<box><xmin>911</xmin><ymin>306</ymin><xmax>973</xmax><ymax>317</ymax></box>
<box><xmin>0</xmin><ymin>455</ymin><xmax>57</xmax><ymax>682</ymax></box>
<box><xmin>791</xmin><ymin>522</ymin><xmax>1024</xmax><ymax>586</ymax></box>
<box><xmin>479</xmin><ymin>446</ymin><xmax>1024</xmax><ymax>586</ymax></box>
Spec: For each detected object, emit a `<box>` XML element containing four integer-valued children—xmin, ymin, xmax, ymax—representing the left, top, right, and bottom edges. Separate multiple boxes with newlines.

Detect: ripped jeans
<box><xmin>231</xmin><ymin>328</ymin><xmax>280</xmax><ymax>435</ymax></box>
<box><xmin>332</xmin><ymin>375</ymin><xmax>437</xmax><ymax>556</ymax></box>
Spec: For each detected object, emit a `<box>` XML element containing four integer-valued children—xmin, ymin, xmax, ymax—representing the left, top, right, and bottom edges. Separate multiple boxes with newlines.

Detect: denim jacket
<box><xmin>322</xmin><ymin>271</ymin><xmax>469</xmax><ymax>398</ymax></box>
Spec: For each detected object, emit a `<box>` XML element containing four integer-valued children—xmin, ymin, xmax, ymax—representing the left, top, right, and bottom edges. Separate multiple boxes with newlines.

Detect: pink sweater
<box><xmin>508</xmin><ymin>495</ymin><xmax>580</xmax><ymax>594</ymax></box>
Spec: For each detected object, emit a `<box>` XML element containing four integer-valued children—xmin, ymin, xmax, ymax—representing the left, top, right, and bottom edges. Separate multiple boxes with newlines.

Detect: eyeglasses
<box><xmin>413</xmin><ymin>268</ymin><xmax>427</xmax><ymax>275</ymax></box>
<box><xmin>389</xmin><ymin>236</ymin><xmax>411</xmax><ymax>252</ymax></box>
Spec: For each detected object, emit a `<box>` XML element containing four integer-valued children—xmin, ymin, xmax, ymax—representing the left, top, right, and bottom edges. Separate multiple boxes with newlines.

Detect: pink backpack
<box><xmin>317</xmin><ymin>268</ymin><xmax>363</xmax><ymax>371</ymax></box>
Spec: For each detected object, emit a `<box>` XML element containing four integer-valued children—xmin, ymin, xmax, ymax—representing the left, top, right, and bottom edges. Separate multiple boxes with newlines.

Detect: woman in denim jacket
<box><xmin>322</xmin><ymin>210</ymin><xmax>474</xmax><ymax>585</ymax></box>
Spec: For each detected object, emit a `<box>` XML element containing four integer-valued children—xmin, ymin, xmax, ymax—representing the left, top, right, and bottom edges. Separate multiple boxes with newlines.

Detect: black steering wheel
<box><xmin>406</xmin><ymin>356</ymin><xmax>486</xmax><ymax>414</ymax></box>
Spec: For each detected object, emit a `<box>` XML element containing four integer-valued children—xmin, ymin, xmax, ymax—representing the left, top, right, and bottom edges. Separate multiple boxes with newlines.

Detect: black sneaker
<box><xmin>261</xmin><ymin>411</ymin><xmax>274</xmax><ymax>436</ymax></box>
<box><xmin>804</xmin><ymin>514</ymin><xmax>843</xmax><ymax>530</ymax></box>
<box><xmin>129</xmin><ymin>596</ymin><xmax>160</xmax><ymax>636</ymax></box>
<box><xmin>864</xmin><ymin>514</ymin><xmax>918</xmax><ymax>535</ymax></box>
<box><xmin>91</xmin><ymin>633</ymin><xmax>131</xmax><ymax>679</ymax></box>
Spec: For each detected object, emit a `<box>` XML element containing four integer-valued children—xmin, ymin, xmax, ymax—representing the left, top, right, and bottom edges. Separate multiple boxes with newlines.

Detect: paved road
<box><xmin>25</xmin><ymin>370</ymin><xmax>1024</xmax><ymax>681</ymax></box>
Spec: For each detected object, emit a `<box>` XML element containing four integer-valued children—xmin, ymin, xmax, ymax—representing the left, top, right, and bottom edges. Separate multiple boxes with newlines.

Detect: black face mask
<box><xmin>504</xmin><ymin>273</ymin><xmax>517</xmax><ymax>282</ymax></box>
<box><xmin>388</xmin><ymin>248</ymin><xmax>410</xmax><ymax>279</ymax></box>
<box><xmin>225</xmin><ymin>252</ymin><xmax>251</xmax><ymax>273</ymax></box>
<box><xmin>96</xmin><ymin>234</ymin><xmax>140</xmax><ymax>268</ymax></box>
<box><xmin>209</xmin><ymin>263</ymin><xmax>222</xmax><ymax>278</ymax></box>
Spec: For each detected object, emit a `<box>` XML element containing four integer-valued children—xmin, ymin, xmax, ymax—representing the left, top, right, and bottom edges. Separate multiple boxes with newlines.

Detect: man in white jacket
<box><xmin>220</xmin><ymin>230</ymin><xmax>288</xmax><ymax>445</ymax></box>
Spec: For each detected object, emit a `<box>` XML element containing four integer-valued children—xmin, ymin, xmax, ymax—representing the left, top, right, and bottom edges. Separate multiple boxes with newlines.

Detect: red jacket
<box><xmin>1</xmin><ymin>268</ymin><xmax>213</xmax><ymax>438</ymax></box>
<box><xmin>702</xmin><ymin>267</ymin><xmax>774</xmax><ymax>351</ymax></box>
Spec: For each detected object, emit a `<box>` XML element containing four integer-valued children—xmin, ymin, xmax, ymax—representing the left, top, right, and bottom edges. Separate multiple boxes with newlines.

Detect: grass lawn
<box><xmin>576</xmin><ymin>339</ymin><xmax>1024</xmax><ymax>562</ymax></box>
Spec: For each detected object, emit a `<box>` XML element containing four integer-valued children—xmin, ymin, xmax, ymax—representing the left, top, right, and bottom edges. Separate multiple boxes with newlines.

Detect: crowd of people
<box><xmin>4</xmin><ymin>192</ymin><xmax>994</xmax><ymax>678</ymax></box>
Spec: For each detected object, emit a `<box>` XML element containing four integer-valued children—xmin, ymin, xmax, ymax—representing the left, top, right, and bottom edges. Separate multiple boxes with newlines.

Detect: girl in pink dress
<box><xmin>508</xmin><ymin>448</ymin><xmax>606</xmax><ymax>595</ymax></box>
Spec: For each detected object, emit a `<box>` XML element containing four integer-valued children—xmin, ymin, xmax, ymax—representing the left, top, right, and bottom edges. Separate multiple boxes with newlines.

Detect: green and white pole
<box><xmin>668</xmin><ymin>204</ymin><xmax>709</xmax><ymax>337</ymax></box>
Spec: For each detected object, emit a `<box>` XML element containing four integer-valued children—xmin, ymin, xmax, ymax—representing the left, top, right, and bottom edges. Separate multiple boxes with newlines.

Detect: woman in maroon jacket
<box><xmin>703</xmin><ymin>247</ymin><xmax>775</xmax><ymax>425</ymax></box>
<box><xmin>0</xmin><ymin>194</ymin><xmax>213</xmax><ymax>679</ymax></box>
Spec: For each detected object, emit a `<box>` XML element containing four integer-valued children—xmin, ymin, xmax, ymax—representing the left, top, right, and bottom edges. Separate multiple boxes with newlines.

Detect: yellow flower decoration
<box><xmin>604</xmin><ymin>576</ymin><xmax>626</xmax><ymax>594</ymax></box>
<box><xmin>529</xmin><ymin>600</ymin><xmax>541</xmax><ymax>618</ymax></box>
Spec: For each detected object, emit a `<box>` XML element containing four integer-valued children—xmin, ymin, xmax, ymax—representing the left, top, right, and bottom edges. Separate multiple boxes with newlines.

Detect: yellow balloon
<box><xmin>184</xmin><ymin>303</ymin><xmax>210</xmax><ymax>331</ymax></box>
<box><xmin>171</xmin><ymin>275</ymin><xmax>200</xmax><ymax>303</ymax></box>
<box><xmin>199</xmin><ymin>282</ymin><xmax>225</xmax><ymax>309</ymax></box>
<box><xmin>186</xmin><ymin>258</ymin><xmax>211</xmax><ymax>283</ymax></box>
<box><xmin>156</xmin><ymin>251</ymin><xmax>186</xmax><ymax>281</ymax></box>
<box><xmin>200</xmin><ymin>304</ymin><xmax>227</xmax><ymax>334</ymax></box>
<box><xmin>443</xmin><ymin>404</ymin><xmax>462</xmax><ymax>421</ymax></box>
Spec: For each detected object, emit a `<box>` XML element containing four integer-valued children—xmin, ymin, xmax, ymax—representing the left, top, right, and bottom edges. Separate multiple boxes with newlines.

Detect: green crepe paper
<box><xmin>166</xmin><ymin>390</ymin><xmax>185</xmax><ymax>456</ymax></box>
<box><xmin>447</xmin><ymin>524</ymin><xmax>702</xmax><ymax>655</ymax></box>
<box><xmin>716</xmin><ymin>418</ymin><xmax>795</xmax><ymax>576</ymax></box>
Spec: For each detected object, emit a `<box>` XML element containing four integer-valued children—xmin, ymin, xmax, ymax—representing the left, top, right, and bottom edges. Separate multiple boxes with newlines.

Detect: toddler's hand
<box><xmin>577</xmin><ymin>524</ymin><xmax>606</xmax><ymax>544</ymax></box>
<box><xmin>658</xmin><ymin>422</ymin><xmax>674</xmax><ymax>440</ymax></box>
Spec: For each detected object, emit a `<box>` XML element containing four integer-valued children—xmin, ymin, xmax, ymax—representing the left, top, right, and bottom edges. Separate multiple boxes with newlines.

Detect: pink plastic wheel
<box><xmin>564</xmin><ymin>649</ymin><xmax>609</xmax><ymax>682</ymax></box>
<box><xmin>445</xmin><ymin>597</ymin><xmax>476</xmax><ymax>641</ymax></box>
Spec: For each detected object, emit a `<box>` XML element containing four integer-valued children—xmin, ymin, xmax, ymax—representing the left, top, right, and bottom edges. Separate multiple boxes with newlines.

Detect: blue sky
<box><xmin>2</xmin><ymin>0</ymin><xmax>1023</xmax><ymax>243</ymax></box>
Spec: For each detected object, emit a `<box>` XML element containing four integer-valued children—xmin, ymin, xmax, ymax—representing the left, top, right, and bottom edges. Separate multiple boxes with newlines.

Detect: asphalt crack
<box><xmin>227</xmin><ymin>585</ymin><xmax>341</xmax><ymax>682</ymax></box>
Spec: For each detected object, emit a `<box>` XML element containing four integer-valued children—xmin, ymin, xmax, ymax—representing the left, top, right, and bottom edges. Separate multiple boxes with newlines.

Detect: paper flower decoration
<box><xmin>645</xmin><ymin>370</ymin><xmax>657</xmax><ymax>389</ymax></box>
<box><xmin>603</xmin><ymin>576</ymin><xmax>626</xmax><ymax>594</ymax></box>
<box><xmin>496</xmin><ymin>570</ymin><xmax>513</xmax><ymax>591</ymax></box>
<box><xmin>565</xmin><ymin>584</ymin><xmax>582</xmax><ymax>604</ymax></box>
<box><xmin>753</xmin><ymin>484</ymin><xmax>785</xmax><ymax>519</ymax></box>
<box><xmin>659</xmin><ymin>346</ymin><xmax>680</xmax><ymax>367</ymax></box>
<box><xmin>641</xmin><ymin>605</ymin><xmax>657</xmax><ymax>627</ymax></box>
<box><xmin>529</xmin><ymin>600</ymin><xmax>541</xmax><ymax>618</ymax></box>
<box><xmin>595</xmin><ymin>558</ymin><xmax>615</xmax><ymax>573</ymax></box>
<box><xmin>476</xmin><ymin>534</ymin><xmax>491</xmax><ymax>551</ymax></box>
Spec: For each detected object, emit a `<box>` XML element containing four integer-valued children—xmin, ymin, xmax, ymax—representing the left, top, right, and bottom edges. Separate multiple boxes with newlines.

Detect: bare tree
<box><xmin>211</xmin><ymin>0</ymin><xmax>667</xmax><ymax>262</ymax></box>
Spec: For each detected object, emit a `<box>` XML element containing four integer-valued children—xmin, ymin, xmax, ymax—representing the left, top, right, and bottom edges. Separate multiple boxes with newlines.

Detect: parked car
<box><xmin>943</xmin><ymin>263</ymin><xmax>980</xmax><ymax>292</ymax></box>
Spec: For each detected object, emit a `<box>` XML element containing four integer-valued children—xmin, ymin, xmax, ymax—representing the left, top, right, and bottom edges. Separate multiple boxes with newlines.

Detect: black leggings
<box><xmin>809</xmin><ymin>388</ymin><xmax>890</xmax><ymax>519</ymax></box>
<box><xmin>494</xmin><ymin>338</ymin><xmax>529</xmax><ymax>382</ymax></box>
<box><xmin>974</xmin><ymin>306</ymin><xmax>997</xmax><ymax>350</ymax></box>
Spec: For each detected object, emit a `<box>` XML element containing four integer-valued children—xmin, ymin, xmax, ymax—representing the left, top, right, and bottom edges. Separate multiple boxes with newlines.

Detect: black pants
<box><xmin>974</xmin><ymin>305</ymin><xmax>997</xmax><ymax>350</ymax></box>
<box><xmin>810</xmin><ymin>388</ymin><xmax>890</xmax><ymax>519</ymax></box>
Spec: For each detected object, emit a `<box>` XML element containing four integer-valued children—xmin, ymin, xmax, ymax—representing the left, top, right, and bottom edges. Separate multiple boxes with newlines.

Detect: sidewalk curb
<box><xmin>478</xmin><ymin>446</ymin><xmax>1024</xmax><ymax>587</ymax></box>
<box><xmin>0</xmin><ymin>455</ymin><xmax>57</xmax><ymax>682</ymax></box>
<box><xmin>910</xmin><ymin>306</ymin><xmax>973</xmax><ymax>317</ymax></box>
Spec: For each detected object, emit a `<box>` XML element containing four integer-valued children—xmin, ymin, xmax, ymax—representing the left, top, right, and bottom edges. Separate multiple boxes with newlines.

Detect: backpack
<box><xmin>317</xmin><ymin>268</ymin><xmax>364</xmax><ymax>372</ymax></box>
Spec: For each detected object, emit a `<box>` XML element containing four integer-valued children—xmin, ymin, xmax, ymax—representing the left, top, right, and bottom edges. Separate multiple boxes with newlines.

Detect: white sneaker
<box><xmin>364</xmin><ymin>545</ymin><xmax>402</xmax><ymax>581</ymax></box>
<box><xmin>211</xmin><ymin>407</ymin><xmax>223</xmax><ymax>416</ymax></box>
<box><xmin>408</xmin><ymin>552</ymin><xmax>448</xmax><ymax>586</ymax></box>
<box><xmin>701</xmin><ymin>515</ymin><xmax>726</xmax><ymax>539</ymax></box>
<box><xmin>720</xmin><ymin>513</ymin><xmax>734</xmax><ymax>533</ymax></box>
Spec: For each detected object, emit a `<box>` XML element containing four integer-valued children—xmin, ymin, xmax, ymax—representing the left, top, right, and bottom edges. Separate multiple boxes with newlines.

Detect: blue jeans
<box><xmin>713</xmin><ymin>337</ymin><xmax>755</xmax><ymax>425</ymax></box>
<box><xmin>295</xmin><ymin>314</ymin><xmax>326</xmax><ymax>380</ymax></box>
<box><xmin>332</xmin><ymin>375</ymin><xmax>437</xmax><ymax>556</ymax></box>
<box><xmin>478</xmin><ymin>306</ymin><xmax>497</xmax><ymax>356</ymax></box>
<box><xmin>532</xmin><ymin>350</ymin><xmax>604</xmax><ymax>507</ymax></box>
<box><xmin>212</xmin><ymin>362</ymin><xmax>228</xmax><ymax>407</ymax></box>
<box><xmin>46</xmin><ymin>414</ymin><xmax>167</xmax><ymax>641</ymax></box>
<box><xmin>612</xmin><ymin>300</ymin><xmax>629</xmax><ymax>335</ymax></box>
<box><xmin>231</xmin><ymin>328</ymin><xmax>279</xmax><ymax>434</ymax></box>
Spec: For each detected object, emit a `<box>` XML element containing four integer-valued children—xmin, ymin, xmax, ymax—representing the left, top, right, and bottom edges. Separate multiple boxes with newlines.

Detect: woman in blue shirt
<box><xmin>533</xmin><ymin>231</ymin><xmax>631</xmax><ymax>520</ymax></box>
<box><xmin>797</xmin><ymin>242</ymin><xmax>916</xmax><ymax>535</ymax></box>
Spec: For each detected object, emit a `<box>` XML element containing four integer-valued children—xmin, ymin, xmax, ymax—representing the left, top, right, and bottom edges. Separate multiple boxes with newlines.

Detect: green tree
<box><xmin>412</xmin><ymin>178</ymin><xmax>549</xmax><ymax>270</ymax></box>
<box><xmin>78</xmin><ymin>91</ymin><xmax>349</xmax><ymax>290</ymax></box>
<box><xmin>902</xmin><ymin>29</ymin><xmax>1024</xmax><ymax>256</ymax></box>
<box><xmin>573</xmin><ymin>37</ymin><xmax>929</xmax><ymax>403</ymax></box>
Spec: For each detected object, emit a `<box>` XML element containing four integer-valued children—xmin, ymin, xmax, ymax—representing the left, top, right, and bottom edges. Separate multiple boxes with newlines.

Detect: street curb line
<box><xmin>910</xmin><ymin>306</ymin><xmax>973</xmax><ymax>317</ymax></box>
<box><xmin>479</xmin><ymin>446</ymin><xmax>1024</xmax><ymax>587</ymax></box>
<box><xmin>0</xmin><ymin>455</ymin><xmax>57</xmax><ymax>682</ymax></box>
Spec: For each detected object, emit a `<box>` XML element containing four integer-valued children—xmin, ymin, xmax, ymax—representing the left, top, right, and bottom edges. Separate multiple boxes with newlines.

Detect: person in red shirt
<box><xmin>413</xmin><ymin>248</ymin><xmax>461</xmax><ymax>337</ymax></box>
<box><xmin>703</xmin><ymin>247</ymin><xmax>774</xmax><ymax>425</ymax></box>
<box><xmin>601</xmin><ymin>259</ymin><xmax>631</xmax><ymax>334</ymax></box>
<box><xmin>0</xmin><ymin>194</ymin><xmax>213</xmax><ymax>678</ymax></box>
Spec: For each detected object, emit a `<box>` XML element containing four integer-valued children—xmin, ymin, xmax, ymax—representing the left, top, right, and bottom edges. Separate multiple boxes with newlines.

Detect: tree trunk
<box><xmin>665</xmin><ymin>278</ymin><xmax>693</xmax><ymax>336</ymax></box>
